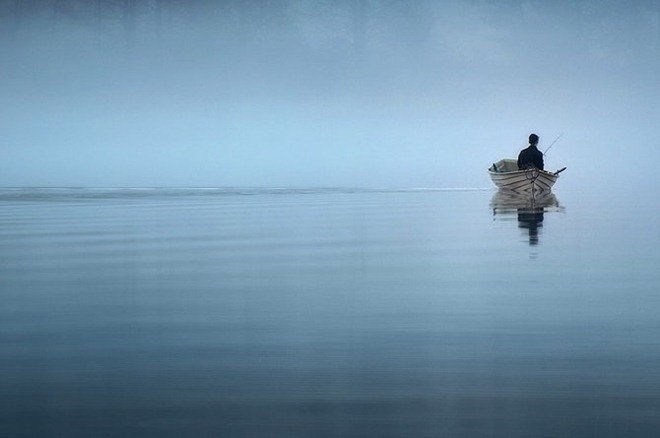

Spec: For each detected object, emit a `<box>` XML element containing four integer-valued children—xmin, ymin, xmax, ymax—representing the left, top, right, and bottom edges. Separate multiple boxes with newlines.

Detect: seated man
<box><xmin>517</xmin><ymin>133</ymin><xmax>544</xmax><ymax>170</ymax></box>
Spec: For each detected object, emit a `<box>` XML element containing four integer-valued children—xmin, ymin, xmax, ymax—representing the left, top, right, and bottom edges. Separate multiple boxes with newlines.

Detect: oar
<box><xmin>554</xmin><ymin>167</ymin><xmax>567</xmax><ymax>175</ymax></box>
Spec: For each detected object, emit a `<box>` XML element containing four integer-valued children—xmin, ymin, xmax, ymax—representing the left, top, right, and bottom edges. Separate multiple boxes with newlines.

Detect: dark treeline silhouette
<box><xmin>1</xmin><ymin>0</ymin><xmax>432</xmax><ymax>53</ymax></box>
<box><xmin>0</xmin><ymin>0</ymin><xmax>452</xmax><ymax>102</ymax></box>
<box><xmin>4</xmin><ymin>1</ymin><xmax>658</xmax><ymax>80</ymax></box>
<box><xmin>5</xmin><ymin>1</ymin><xmax>657</xmax><ymax>55</ymax></box>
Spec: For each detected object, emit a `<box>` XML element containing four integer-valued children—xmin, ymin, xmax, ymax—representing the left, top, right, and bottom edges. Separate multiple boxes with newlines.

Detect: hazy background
<box><xmin>1</xmin><ymin>0</ymin><xmax>659</xmax><ymax>189</ymax></box>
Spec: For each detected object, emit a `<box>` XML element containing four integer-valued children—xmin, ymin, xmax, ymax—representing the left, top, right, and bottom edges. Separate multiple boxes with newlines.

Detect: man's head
<box><xmin>529</xmin><ymin>133</ymin><xmax>539</xmax><ymax>145</ymax></box>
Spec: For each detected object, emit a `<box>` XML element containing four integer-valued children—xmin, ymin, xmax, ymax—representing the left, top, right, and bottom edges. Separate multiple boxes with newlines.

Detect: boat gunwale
<box><xmin>487</xmin><ymin>168</ymin><xmax>560</xmax><ymax>179</ymax></box>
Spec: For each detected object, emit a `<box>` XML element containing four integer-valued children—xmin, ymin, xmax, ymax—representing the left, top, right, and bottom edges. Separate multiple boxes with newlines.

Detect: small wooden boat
<box><xmin>488</xmin><ymin>159</ymin><xmax>566</xmax><ymax>192</ymax></box>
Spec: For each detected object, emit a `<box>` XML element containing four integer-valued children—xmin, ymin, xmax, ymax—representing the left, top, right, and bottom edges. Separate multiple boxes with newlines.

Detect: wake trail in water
<box><xmin>0</xmin><ymin>187</ymin><xmax>493</xmax><ymax>201</ymax></box>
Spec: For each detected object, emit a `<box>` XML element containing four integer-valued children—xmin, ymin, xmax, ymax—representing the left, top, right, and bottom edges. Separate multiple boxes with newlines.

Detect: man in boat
<box><xmin>517</xmin><ymin>133</ymin><xmax>544</xmax><ymax>170</ymax></box>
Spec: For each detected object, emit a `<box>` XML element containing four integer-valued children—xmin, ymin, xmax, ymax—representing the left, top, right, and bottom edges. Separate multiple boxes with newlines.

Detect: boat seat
<box><xmin>491</xmin><ymin>159</ymin><xmax>518</xmax><ymax>173</ymax></box>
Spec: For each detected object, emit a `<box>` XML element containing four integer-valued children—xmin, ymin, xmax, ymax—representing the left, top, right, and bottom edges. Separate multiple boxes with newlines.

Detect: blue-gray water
<box><xmin>1</xmin><ymin>188</ymin><xmax>659</xmax><ymax>437</ymax></box>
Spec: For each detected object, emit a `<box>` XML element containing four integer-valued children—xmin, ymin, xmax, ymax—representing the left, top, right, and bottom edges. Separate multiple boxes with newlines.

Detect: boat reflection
<box><xmin>490</xmin><ymin>190</ymin><xmax>563</xmax><ymax>246</ymax></box>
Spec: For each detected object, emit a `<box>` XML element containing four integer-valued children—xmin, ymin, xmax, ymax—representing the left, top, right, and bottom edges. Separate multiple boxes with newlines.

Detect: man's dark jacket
<box><xmin>517</xmin><ymin>145</ymin><xmax>544</xmax><ymax>170</ymax></box>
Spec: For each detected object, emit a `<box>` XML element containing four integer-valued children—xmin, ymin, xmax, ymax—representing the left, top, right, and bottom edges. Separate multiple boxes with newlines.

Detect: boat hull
<box><xmin>488</xmin><ymin>159</ymin><xmax>562</xmax><ymax>192</ymax></box>
<box><xmin>488</xmin><ymin>168</ymin><xmax>558</xmax><ymax>193</ymax></box>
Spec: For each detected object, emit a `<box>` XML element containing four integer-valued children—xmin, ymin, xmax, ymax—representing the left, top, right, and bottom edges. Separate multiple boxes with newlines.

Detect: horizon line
<box><xmin>0</xmin><ymin>186</ymin><xmax>494</xmax><ymax>191</ymax></box>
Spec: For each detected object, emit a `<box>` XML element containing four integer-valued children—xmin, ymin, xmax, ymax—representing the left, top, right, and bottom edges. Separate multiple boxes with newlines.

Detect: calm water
<box><xmin>1</xmin><ymin>188</ymin><xmax>659</xmax><ymax>437</ymax></box>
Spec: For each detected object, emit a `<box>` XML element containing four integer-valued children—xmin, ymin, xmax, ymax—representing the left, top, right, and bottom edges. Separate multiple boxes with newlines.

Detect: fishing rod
<box><xmin>542</xmin><ymin>133</ymin><xmax>563</xmax><ymax>155</ymax></box>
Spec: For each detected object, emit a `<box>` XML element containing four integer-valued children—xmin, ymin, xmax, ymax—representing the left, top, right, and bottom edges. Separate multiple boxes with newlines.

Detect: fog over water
<box><xmin>1</xmin><ymin>1</ymin><xmax>659</xmax><ymax>188</ymax></box>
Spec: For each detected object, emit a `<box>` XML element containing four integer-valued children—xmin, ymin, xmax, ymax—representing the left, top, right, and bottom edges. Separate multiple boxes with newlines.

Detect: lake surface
<box><xmin>1</xmin><ymin>187</ymin><xmax>659</xmax><ymax>437</ymax></box>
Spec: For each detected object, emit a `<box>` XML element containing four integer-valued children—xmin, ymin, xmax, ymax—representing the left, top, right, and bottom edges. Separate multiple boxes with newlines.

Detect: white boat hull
<box><xmin>488</xmin><ymin>159</ymin><xmax>560</xmax><ymax>193</ymax></box>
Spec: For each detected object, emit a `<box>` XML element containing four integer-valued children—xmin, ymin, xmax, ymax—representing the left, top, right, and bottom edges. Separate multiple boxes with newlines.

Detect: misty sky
<box><xmin>1</xmin><ymin>0</ymin><xmax>659</xmax><ymax>189</ymax></box>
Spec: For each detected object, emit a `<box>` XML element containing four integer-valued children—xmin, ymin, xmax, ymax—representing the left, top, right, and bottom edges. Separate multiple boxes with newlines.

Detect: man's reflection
<box><xmin>517</xmin><ymin>207</ymin><xmax>544</xmax><ymax>245</ymax></box>
<box><xmin>490</xmin><ymin>190</ymin><xmax>561</xmax><ymax>246</ymax></box>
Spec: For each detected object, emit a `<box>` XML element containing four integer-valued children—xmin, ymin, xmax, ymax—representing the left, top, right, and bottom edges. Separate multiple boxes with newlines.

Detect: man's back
<box><xmin>517</xmin><ymin>145</ymin><xmax>544</xmax><ymax>170</ymax></box>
